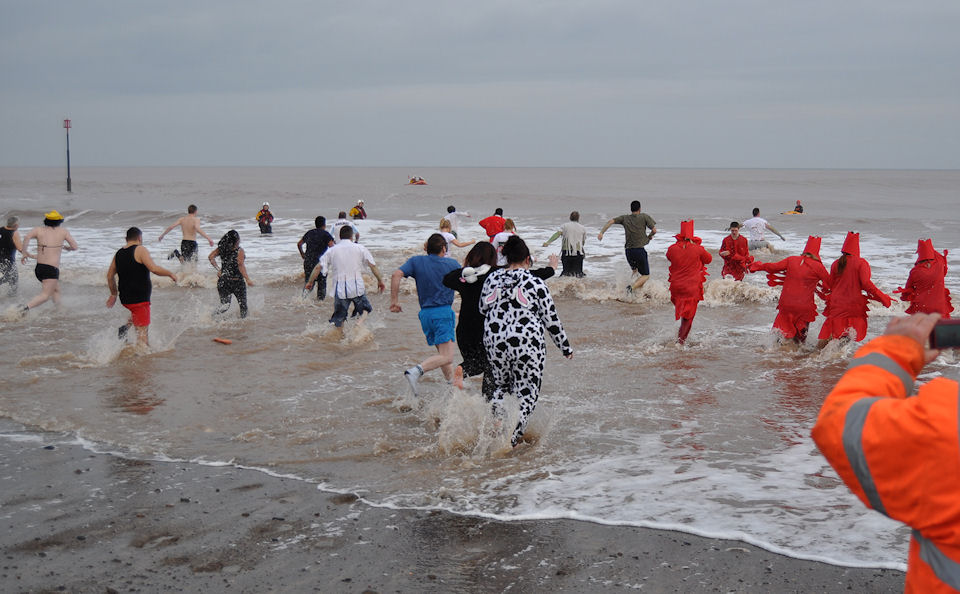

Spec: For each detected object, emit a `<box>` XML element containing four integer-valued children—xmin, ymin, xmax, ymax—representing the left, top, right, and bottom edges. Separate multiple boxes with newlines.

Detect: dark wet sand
<box><xmin>1</xmin><ymin>439</ymin><xmax>903</xmax><ymax>593</ymax></box>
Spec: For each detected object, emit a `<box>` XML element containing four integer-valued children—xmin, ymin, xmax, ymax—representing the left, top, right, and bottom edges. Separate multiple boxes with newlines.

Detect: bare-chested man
<box><xmin>158</xmin><ymin>204</ymin><xmax>214</xmax><ymax>263</ymax></box>
<box><xmin>20</xmin><ymin>210</ymin><xmax>78</xmax><ymax>312</ymax></box>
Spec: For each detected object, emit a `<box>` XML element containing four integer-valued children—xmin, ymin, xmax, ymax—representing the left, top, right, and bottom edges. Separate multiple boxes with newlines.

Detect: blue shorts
<box><xmin>418</xmin><ymin>306</ymin><xmax>455</xmax><ymax>346</ymax></box>
<box><xmin>624</xmin><ymin>247</ymin><xmax>650</xmax><ymax>275</ymax></box>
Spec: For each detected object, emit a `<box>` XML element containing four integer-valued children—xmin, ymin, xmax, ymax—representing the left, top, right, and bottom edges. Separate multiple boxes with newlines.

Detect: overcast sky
<box><xmin>2</xmin><ymin>0</ymin><xmax>958</xmax><ymax>168</ymax></box>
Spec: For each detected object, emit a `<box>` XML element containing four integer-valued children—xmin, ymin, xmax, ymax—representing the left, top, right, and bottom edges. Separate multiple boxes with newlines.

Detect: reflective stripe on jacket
<box><xmin>811</xmin><ymin>335</ymin><xmax>960</xmax><ymax>593</ymax></box>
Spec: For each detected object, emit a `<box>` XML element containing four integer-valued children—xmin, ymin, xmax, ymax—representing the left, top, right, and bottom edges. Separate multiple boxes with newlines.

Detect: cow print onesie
<box><xmin>479</xmin><ymin>267</ymin><xmax>572</xmax><ymax>446</ymax></box>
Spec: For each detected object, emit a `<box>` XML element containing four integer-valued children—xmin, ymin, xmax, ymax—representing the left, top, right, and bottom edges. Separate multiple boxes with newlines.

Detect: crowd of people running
<box><xmin>1</xmin><ymin>199</ymin><xmax>953</xmax><ymax>446</ymax></box>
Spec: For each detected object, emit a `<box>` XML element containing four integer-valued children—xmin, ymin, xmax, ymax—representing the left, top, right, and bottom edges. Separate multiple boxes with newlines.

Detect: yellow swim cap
<box><xmin>44</xmin><ymin>210</ymin><xmax>64</xmax><ymax>221</ymax></box>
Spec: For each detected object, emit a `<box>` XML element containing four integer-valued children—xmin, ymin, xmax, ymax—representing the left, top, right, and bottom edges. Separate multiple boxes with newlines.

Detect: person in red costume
<box><xmin>478</xmin><ymin>208</ymin><xmax>506</xmax><ymax>242</ymax></box>
<box><xmin>718</xmin><ymin>221</ymin><xmax>753</xmax><ymax>281</ymax></box>
<box><xmin>896</xmin><ymin>239</ymin><xmax>953</xmax><ymax>318</ymax></box>
<box><xmin>666</xmin><ymin>220</ymin><xmax>712</xmax><ymax>344</ymax></box>
<box><xmin>817</xmin><ymin>231</ymin><xmax>893</xmax><ymax>348</ymax></box>
<box><xmin>750</xmin><ymin>236</ymin><xmax>831</xmax><ymax>344</ymax></box>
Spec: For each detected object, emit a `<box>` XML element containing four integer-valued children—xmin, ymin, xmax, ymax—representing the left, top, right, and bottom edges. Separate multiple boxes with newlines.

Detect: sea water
<box><xmin>1</xmin><ymin>166</ymin><xmax>959</xmax><ymax>571</ymax></box>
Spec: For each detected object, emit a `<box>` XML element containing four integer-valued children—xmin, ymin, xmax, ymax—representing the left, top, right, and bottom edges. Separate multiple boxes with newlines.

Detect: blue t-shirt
<box><xmin>398</xmin><ymin>254</ymin><xmax>461</xmax><ymax>309</ymax></box>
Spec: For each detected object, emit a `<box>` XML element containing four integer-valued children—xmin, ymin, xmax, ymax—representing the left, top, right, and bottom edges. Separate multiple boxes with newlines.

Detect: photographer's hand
<box><xmin>884</xmin><ymin>313</ymin><xmax>941</xmax><ymax>365</ymax></box>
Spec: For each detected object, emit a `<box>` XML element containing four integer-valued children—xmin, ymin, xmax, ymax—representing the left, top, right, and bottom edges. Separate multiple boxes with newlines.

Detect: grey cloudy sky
<box><xmin>2</xmin><ymin>0</ymin><xmax>958</xmax><ymax>168</ymax></box>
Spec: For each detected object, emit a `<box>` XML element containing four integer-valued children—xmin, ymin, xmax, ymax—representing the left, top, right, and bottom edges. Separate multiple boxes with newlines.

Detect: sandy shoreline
<box><xmin>1</xmin><ymin>436</ymin><xmax>903</xmax><ymax>593</ymax></box>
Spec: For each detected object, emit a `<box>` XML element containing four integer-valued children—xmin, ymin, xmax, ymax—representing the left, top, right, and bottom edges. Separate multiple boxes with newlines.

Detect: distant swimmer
<box><xmin>390</xmin><ymin>233</ymin><xmax>461</xmax><ymax>396</ymax></box>
<box><xmin>107</xmin><ymin>227</ymin><xmax>178</xmax><ymax>347</ymax></box>
<box><xmin>443</xmin><ymin>205</ymin><xmax>470</xmax><ymax>238</ymax></box>
<box><xmin>750</xmin><ymin>236</ymin><xmax>831</xmax><ymax>345</ymax></box>
<box><xmin>349</xmin><ymin>200</ymin><xmax>367</xmax><ymax>220</ymax></box>
<box><xmin>306</xmin><ymin>225</ymin><xmax>384</xmax><ymax>338</ymax></box>
<box><xmin>597</xmin><ymin>200</ymin><xmax>657</xmax><ymax>294</ymax></box>
<box><xmin>817</xmin><ymin>232</ymin><xmax>893</xmax><ymax>348</ymax></box>
<box><xmin>158</xmin><ymin>204</ymin><xmax>214</xmax><ymax>263</ymax></box>
<box><xmin>718</xmin><ymin>222</ymin><xmax>753</xmax><ymax>281</ymax></box>
<box><xmin>895</xmin><ymin>239</ymin><xmax>953</xmax><ymax>317</ymax></box>
<box><xmin>479</xmin><ymin>236</ymin><xmax>572</xmax><ymax>447</ymax></box>
<box><xmin>439</xmin><ymin>218</ymin><xmax>475</xmax><ymax>251</ymax></box>
<box><xmin>742</xmin><ymin>207</ymin><xmax>784</xmax><ymax>250</ymax></box>
<box><xmin>0</xmin><ymin>216</ymin><xmax>24</xmax><ymax>296</ymax></box>
<box><xmin>209</xmin><ymin>230</ymin><xmax>254</xmax><ymax>318</ymax></box>
<box><xmin>19</xmin><ymin>210</ymin><xmax>78</xmax><ymax>313</ymax></box>
<box><xmin>297</xmin><ymin>216</ymin><xmax>335</xmax><ymax>300</ymax></box>
<box><xmin>544</xmin><ymin>211</ymin><xmax>587</xmax><ymax>277</ymax></box>
<box><xmin>256</xmin><ymin>202</ymin><xmax>274</xmax><ymax>234</ymax></box>
<box><xmin>478</xmin><ymin>208</ymin><xmax>506</xmax><ymax>242</ymax></box>
<box><xmin>665</xmin><ymin>221</ymin><xmax>712</xmax><ymax>345</ymax></box>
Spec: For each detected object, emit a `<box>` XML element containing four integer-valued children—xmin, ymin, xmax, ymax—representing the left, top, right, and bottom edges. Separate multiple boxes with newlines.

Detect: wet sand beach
<box><xmin>2</xmin><ymin>438</ymin><xmax>902</xmax><ymax>593</ymax></box>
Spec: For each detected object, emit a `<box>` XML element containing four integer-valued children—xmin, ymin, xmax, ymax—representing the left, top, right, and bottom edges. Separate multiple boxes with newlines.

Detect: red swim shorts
<box><xmin>122</xmin><ymin>301</ymin><xmax>151</xmax><ymax>327</ymax></box>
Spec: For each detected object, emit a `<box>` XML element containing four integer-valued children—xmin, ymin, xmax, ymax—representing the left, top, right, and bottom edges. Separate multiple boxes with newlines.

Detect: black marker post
<box><xmin>63</xmin><ymin>118</ymin><xmax>72</xmax><ymax>193</ymax></box>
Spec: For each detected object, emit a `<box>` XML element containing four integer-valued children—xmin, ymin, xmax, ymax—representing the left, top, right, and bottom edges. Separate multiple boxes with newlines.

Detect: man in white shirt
<box><xmin>742</xmin><ymin>207</ymin><xmax>784</xmax><ymax>250</ymax></box>
<box><xmin>543</xmin><ymin>211</ymin><xmax>587</xmax><ymax>277</ymax></box>
<box><xmin>305</xmin><ymin>226</ymin><xmax>383</xmax><ymax>335</ymax></box>
<box><xmin>443</xmin><ymin>205</ymin><xmax>470</xmax><ymax>238</ymax></box>
<box><xmin>331</xmin><ymin>211</ymin><xmax>360</xmax><ymax>243</ymax></box>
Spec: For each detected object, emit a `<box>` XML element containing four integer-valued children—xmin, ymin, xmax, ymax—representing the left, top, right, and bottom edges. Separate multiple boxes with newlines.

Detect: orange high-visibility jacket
<box><xmin>812</xmin><ymin>335</ymin><xmax>960</xmax><ymax>593</ymax></box>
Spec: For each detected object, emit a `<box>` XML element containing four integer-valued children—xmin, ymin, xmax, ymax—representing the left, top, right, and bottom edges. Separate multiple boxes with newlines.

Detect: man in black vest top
<box><xmin>106</xmin><ymin>227</ymin><xmax>178</xmax><ymax>347</ymax></box>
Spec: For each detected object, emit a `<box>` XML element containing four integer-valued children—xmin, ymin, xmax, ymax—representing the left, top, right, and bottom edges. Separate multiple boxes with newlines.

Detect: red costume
<box><xmin>896</xmin><ymin>239</ymin><xmax>953</xmax><ymax>317</ymax></box>
<box><xmin>750</xmin><ymin>236</ymin><xmax>830</xmax><ymax>341</ymax></box>
<box><xmin>818</xmin><ymin>232</ymin><xmax>893</xmax><ymax>342</ymax></box>
<box><xmin>719</xmin><ymin>234</ymin><xmax>753</xmax><ymax>280</ymax></box>
<box><xmin>666</xmin><ymin>221</ymin><xmax>712</xmax><ymax>343</ymax></box>
<box><xmin>479</xmin><ymin>214</ymin><xmax>506</xmax><ymax>242</ymax></box>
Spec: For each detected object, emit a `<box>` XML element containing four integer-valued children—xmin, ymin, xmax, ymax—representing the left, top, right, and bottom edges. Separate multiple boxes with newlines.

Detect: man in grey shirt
<box><xmin>598</xmin><ymin>200</ymin><xmax>657</xmax><ymax>293</ymax></box>
<box><xmin>543</xmin><ymin>211</ymin><xmax>587</xmax><ymax>277</ymax></box>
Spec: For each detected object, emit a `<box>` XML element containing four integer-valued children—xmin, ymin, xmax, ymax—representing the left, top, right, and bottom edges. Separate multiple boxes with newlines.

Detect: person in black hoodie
<box><xmin>443</xmin><ymin>242</ymin><xmax>557</xmax><ymax>399</ymax></box>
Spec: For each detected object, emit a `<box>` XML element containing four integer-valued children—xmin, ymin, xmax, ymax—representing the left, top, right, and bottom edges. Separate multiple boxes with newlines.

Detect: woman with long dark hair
<box><xmin>208</xmin><ymin>230</ymin><xmax>254</xmax><ymax>318</ymax></box>
<box><xmin>442</xmin><ymin>242</ymin><xmax>556</xmax><ymax>398</ymax></box>
<box><xmin>479</xmin><ymin>236</ymin><xmax>572</xmax><ymax>446</ymax></box>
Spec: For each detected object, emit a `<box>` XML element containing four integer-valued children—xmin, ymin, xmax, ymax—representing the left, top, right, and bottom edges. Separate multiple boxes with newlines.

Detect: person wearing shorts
<box><xmin>158</xmin><ymin>204</ymin><xmax>214</xmax><ymax>264</ymax></box>
<box><xmin>390</xmin><ymin>233</ymin><xmax>461</xmax><ymax>395</ymax></box>
<box><xmin>598</xmin><ymin>200</ymin><xmax>657</xmax><ymax>294</ymax></box>
<box><xmin>20</xmin><ymin>210</ymin><xmax>78</xmax><ymax>313</ymax></box>
<box><xmin>107</xmin><ymin>227</ymin><xmax>177</xmax><ymax>347</ymax></box>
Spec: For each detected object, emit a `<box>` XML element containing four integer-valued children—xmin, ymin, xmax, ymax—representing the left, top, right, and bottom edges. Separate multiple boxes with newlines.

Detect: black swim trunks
<box><xmin>624</xmin><ymin>247</ymin><xmax>650</xmax><ymax>275</ymax></box>
<box><xmin>35</xmin><ymin>263</ymin><xmax>59</xmax><ymax>281</ymax></box>
<box><xmin>180</xmin><ymin>239</ymin><xmax>199</xmax><ymax>262</ymax></box>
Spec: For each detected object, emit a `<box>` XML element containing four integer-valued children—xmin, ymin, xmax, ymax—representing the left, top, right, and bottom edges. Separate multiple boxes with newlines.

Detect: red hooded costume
<box><xmin>478</xmin><ymin>214</ymin><xmax>506</xmax><ymax>242</ymax></box>
<box><xmin>818</xmin><ymin>232</ymin><xmax>893</xmax><ymax>342</ymax></box>
<box><xmin>666</xmin><ymin>221</ymin><xmax>712</xmax><ymax>321</ymax></box>
<box><xmin>720</xmin><ymin>232</ymin><xmax>753</xmax><ymax>280</ymax></box>
<box><xmin>896</xmin><ymin>239</ymin><xmax>953</xmax><ymax>317</ymax></box>
<box><xmin>750</xmin><ymin>236</ymin><xmax>830</xmax><ymax>340</ymax></box>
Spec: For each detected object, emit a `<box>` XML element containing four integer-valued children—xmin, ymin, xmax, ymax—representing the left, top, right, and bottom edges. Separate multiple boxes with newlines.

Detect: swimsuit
<box><xmin>180</xmin><ymin>239</ymin><xmax>198</xmax><ymax>261</ymax></box>
<box><xmin>35</xmin><ymin>263</ymin><xmax>59</xmax><ymax>281</ymax></box>
<box><xmin>216</xmin><ymin>249</ymin><xmax>248</xmax><ymax>318</ymax></box>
